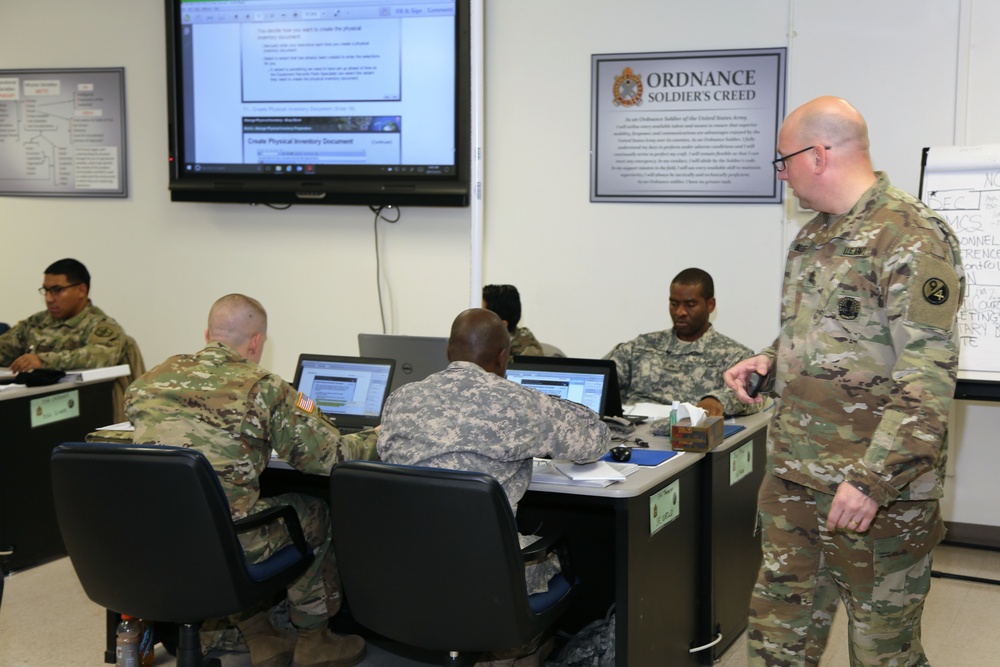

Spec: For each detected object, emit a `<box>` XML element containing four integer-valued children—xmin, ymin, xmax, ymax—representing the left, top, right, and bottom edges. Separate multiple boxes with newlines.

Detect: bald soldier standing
<box><xmin>725</xmin><ymin>97</ymin><xmax>964</xmax><ymax>667</ymax></box>
<box><xmin>126</xmin><ymin>294</ymin><xmax>373</xmax><ymax>667</ymax></box>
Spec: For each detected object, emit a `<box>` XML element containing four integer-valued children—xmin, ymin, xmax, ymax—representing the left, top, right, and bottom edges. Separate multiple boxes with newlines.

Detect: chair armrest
<box><xmin>234</xmin><ymin>505</ymin><xmax>310</xmax><ymax>555</ymax></box>
<box><xmin>521</xmin><ymin>533</ymin><xmax>575</xmax><ymax>585</ymax></box>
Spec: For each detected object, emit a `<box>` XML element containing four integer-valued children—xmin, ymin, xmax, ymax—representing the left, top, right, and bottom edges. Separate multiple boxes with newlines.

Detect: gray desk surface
<box><xmin>526</xmin><ymin>408</ymin><xmax>771</xmax><ymax>498</ymax></box>
<box><xmin>0</xmin><ymin>368</ymin><xmax>128</xmax><ymax>402</ymax></box>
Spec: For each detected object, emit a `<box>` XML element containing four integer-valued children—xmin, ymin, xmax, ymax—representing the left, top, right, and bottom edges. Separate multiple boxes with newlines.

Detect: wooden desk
<box><xmin>0</xmin><ymin>378</ymin><xmax>117</xmax><ymax>574</ymax></box>
<box><xmin>518</xmin><ymin>411</ymin><xmax>769</xmax><ymax>667</ymax></box>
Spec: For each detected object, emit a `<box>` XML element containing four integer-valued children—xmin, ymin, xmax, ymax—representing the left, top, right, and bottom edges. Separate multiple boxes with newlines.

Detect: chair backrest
<box><xmin>112</xmin><ymin>335</ymin><xmax>146</xmax><ymax>423</ymax></box>
<box><xmin>51</xmin><ymin>442</ymin><xmax>296</xmax><ymax>622</ymax></box>
<box><xmin>328</xmin><ymin>461</ymin><xmax>552</xmax><ymax>653</ymax></box>
<box><xmin>540</xmin><ymin>342</ymin><xmax>566</xmax><ymax>358</ymax></box>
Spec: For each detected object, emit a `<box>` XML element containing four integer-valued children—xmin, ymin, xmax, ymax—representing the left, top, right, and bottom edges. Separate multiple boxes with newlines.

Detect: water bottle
<box><xmin>116</xmin><ymin>614</ymin><xmax>141</xmax><ymax>667</ymax></box>
<box><xmin>669</xmin><ymin>401</ymin><xmax>680</xmax><ymax>445</ymax></box>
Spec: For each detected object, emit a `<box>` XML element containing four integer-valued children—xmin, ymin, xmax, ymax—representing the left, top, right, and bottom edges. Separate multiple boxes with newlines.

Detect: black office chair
<box><xmin>328</xmin><ymin>460</ymin><xmax>578</xmax><ymax>666</ymax></box>
<box><xmin>51</xmin><ymin>443</ymin><xmax>314</xmax><ymax>667</ymax></box>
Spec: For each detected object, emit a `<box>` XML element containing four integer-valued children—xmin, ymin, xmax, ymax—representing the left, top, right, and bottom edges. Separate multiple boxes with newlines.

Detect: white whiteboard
<box><xmin>920</xmin><ymin>144</ymin><xmax>1000</xmax><ymax>383</ymax></box>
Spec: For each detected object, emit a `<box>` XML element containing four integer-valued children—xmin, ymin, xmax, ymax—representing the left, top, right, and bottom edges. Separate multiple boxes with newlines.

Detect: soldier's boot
<box><xmin>236</xmin><ymin>612</ymin><xmax>296</xmax><ymax>667</ymax></box>
<box><xmin>293</xmin><ymin>627</ymin><xmax>366</xmax><ymax>667</ymax></box>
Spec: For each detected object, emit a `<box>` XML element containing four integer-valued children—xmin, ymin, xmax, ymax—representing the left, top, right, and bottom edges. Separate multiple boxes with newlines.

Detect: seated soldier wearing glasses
<box><xmin>0</xmin><ymin>258</ymin><xmax>127</xmax><ymax>374</ymax></box>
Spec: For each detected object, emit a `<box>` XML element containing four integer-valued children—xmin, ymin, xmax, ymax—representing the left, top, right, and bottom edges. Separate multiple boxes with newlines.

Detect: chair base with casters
<box><xmin>328</xmin><ymin>460</ymin><xmax>579</xmax><ymax>667</ymax></box>
<box><xmin>51</xmin><ymin>443</ymin><xmax>314</xmax><ymax>667</ymax></box>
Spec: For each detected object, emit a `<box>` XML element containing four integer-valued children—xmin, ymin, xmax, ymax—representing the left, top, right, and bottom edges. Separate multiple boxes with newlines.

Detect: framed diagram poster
<box><xmin>591</xmin><ymin>48</ymin><xmax>785</xmax><ymax>204</ymax></box>
<box><xmin>0</xmin><ymin>68</ymin><xmax>127</xmax><ymax>197</ymax></box>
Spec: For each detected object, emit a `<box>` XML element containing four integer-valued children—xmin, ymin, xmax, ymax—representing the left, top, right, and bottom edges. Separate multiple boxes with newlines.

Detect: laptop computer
<box><xmin>357</xmin><ymin>333</ymin><xmax>450</xmax><ymax>393</ymax></box>
<box><xmin>505</xmin><ymin>356</ymin><xmax>621</xmax><ymax>417</ymax></box>
<box><xmin>291</xmin><ymin>354</ymin><xmax>395</xmax><ymax>433</ymax></box>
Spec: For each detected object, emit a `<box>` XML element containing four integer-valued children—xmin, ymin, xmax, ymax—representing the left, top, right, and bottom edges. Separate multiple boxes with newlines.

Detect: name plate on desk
<box><xmin>30</xmin><ymin>389</ymin><xmax>80</xmax><ymax>427</ymax></box>
<box><xmin>730</xmin><ymin>441</ymin><xmax>754</xmax><ymax>486</ymax></box>
<box><xmin>649</xmin><ymin>479</ymin><xmax>680</xmax><ymax>536</ymax></box>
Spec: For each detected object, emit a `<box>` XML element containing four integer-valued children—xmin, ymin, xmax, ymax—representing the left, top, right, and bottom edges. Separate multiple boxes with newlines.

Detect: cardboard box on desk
<box><xmin>671</xmin><ymin>416</ymin><xmax>724</xmax><ymax>452</ymax></box>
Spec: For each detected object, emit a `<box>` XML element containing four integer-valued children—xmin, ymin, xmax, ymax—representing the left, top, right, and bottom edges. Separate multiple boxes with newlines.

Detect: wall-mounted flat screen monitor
<box><xmin>165</xmin><ymin>0</ymin><xmax>470</xmax><ymax>207</ymax></box>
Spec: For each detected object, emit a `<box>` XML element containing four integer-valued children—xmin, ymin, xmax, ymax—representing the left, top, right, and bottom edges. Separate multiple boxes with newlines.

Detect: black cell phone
<box><xmin>746</xmin><ymin>370</ymin><xmax>771</xmax><ymax>398</ymax></box>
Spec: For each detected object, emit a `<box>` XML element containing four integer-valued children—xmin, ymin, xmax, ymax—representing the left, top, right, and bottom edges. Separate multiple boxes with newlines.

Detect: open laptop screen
<box><xmin>357</xmin><ymin>333</ymin><xmax>450</xmax><ymax>393</ymax></box>
<box><xmin>291</xmin><ymin>354</ymin><xmax>395</xmax><ymax>429</ymax></box>
<box><xmin>505</xmin><ymin>357</ymin><xmax>613</xmax><ymax>416</ymax></box>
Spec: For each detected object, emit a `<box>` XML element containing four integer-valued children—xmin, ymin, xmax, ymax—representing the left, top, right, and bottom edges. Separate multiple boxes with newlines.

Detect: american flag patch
<box><xmin>296</xmin><ymin>393</ymin><xmax>315</xmax><ymax>413</ymax></box>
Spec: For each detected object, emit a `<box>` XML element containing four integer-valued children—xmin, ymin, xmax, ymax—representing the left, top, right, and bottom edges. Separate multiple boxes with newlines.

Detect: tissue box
<box><xmin>671</xmin><ymin>416</ymin><xmax>725</xmax><ymax>452</ymax></box>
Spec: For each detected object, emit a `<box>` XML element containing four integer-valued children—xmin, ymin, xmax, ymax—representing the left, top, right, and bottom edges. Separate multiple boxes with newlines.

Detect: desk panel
<box><xmin>696</xmin><ymin>415</ymin><xmax>768</xmax><ymax>663</ymax></box>
<box><xmin>0</xmin><ymin>380</ymin><xmax>115</xmax><ymax>573</ymax></box>
<box><xmin>519</xmin><ymin>453</ymin><xmax>702</xmax><ymax>667</ymax></box>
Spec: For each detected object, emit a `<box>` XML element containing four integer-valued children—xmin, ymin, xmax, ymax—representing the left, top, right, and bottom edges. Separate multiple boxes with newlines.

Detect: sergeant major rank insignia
<box><xmin>923</xmin><ymin>278</ymin><xmax>949</xmax><ymax>305</ymax></box>
<box><xmin>838</xmin><ymin>296</ymin><xmax>860</xmax><ymax>320</ymax></box>
<box><xmin>613</xmin><ymin>67</ymin><xmax>643</xmax><ymax>107</ymax></box>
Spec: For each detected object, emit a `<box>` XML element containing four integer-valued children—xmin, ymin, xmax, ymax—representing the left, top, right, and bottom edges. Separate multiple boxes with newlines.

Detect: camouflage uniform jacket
<box><xmin>0</xmin><ymin>302</ymin><xmax>126</xmax><ymax>370</ymax></box>
<box><xmin>761</xmin><ymin>172</ymin><xmax>964</xmax><ymax>507</ymax></box>
<box><xmin>510</xmin><ymin>326</ymin><xmax>544</xmax><ymax>357</ymax></box>
<box><xmin>377</xmin><ymin>360</ymin><xmax>610</xmax><ymax>512</ymax></box>
<box><xmin>124</xmin><ymin>341</ymin><xmax>377</xmax><ymax>519</ymax></box>
<box><xmin>606</xmin><ymin>326</ymin><xmax>760</xmax><ymax>416</ymax></box>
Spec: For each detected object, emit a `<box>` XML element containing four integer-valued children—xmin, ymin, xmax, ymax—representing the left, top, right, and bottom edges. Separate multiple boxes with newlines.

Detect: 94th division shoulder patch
<box><xmin>908</xmin><ymin>254</ymin><xmax>960</xmax><ymax>330</ymax></box>
<box><xmin>923</xmin><ymin>278</ymin><xmax>949</xmax><ymax>305</ymax></box>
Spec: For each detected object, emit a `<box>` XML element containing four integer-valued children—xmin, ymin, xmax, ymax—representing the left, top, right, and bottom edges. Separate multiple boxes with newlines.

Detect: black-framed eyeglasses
<box><xmin>772</xmin><ymin>145</ymin><xmax>832</xmax><ymax>173</ymax></box>
<box><xmin>38</xmin><ymin>283</ymin><xmax>82</xmax><ymax>296</ymax></box>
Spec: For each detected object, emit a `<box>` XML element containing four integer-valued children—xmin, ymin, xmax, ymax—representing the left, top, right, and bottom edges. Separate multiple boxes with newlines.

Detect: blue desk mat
<box><xmin>600</xmin><ymin>424</ymin><xmax>749</xmax><ymax>465</ymax></box>
<box><xmin>600</xmin><ymin>449</ymin><xmax>677</xmax><ymax>466</ymax></box>
<box><xmin>725</xmin><ymin>424</ymin><xmax>746</xmax><ymax>438</ymax></box>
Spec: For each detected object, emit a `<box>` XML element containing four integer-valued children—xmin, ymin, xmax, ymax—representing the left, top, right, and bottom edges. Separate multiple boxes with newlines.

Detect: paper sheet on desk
<box><xmin>625</xmin><ymin>402</ymin><xmax>674</xmax><ymax>419</ymax></box>
<box><xmin>0</xmin><ymin>367</ymin><xmax>18</xmax><ymax>391</ymax></box>
<box><xmin>96</xmin><ymin>421</ymin><xmax>134</xmax><ymax>431</ymax></box>
<box><xmin>626</xmin><ymin>401</ymin><xmax>707</xmax><ymax>425</ymax></box>
<box><xmin>61</xmin><ymin>364</ymin><xmax>131</xmax><ymax>383</ymax></box>
<box><xmin>554</xmin><ymin>461</ymin><xmax>627</xmax><ymax>481</ymax></box>
<box><xmin>532</xmin><ymin>459</ymin><xmax>638</xmax><ymax>487</ymax></box>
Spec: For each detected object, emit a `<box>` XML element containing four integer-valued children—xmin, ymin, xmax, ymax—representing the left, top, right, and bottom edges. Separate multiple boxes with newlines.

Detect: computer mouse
<box><xmin>610</xmin><ymin>445</ymin><xmax>632</xmax><ymax>462</ymax></box>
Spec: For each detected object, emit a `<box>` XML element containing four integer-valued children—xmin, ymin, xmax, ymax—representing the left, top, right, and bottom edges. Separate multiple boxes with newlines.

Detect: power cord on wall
<box><xmin>371</xmin><ymin>204</ymin><xmax>401</xmax><ymax>333</ymax></box>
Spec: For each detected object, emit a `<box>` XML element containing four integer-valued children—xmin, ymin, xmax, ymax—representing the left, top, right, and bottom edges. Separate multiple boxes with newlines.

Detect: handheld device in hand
<box><xmin>746</xmin><ymin>370</ymin><xmax>772</xmax><ymax>398</ymax></box>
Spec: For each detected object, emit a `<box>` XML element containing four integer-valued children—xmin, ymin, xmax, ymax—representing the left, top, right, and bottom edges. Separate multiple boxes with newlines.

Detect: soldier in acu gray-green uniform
<box><xmin>725</xmin><ymin>97</ymin><xmax>964</xmax><ymax>667</ymax></box>
<box><xmin>126</xmin><ymin>294</ymin><xmax>374</xmax><ymax>667</ymax></box>
<box><xmin>606</xmin><ymin>267</ymin><xmax>762</xmax><ymax>417</ymax></box>
<box><xmin>378</xmin><ymin>308</ymin><xmax>610</xmax><ymax>666</ymax></box>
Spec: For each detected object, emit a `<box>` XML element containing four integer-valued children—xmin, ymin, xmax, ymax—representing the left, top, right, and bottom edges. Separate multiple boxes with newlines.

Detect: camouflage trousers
<box><xmin>749</xmin><ymin>474</ymin><xmax>944</xmax><ymax>667</ymax></box>
<box><xmin>201</xmin><ymin>492</ymin><xmax>341</xmax><ymax>651</ymax></box>
<box><xmin>520</xmin><ymin>533</ymin><xmax>561</xmax><ymax>595</ymax></box>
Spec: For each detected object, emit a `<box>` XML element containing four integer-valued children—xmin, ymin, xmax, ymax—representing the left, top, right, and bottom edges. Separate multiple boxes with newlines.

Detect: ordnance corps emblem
<box><xmin>613</xmin><ymin>67</ymin><xmax>643</xmax><ymax>107</ymax></box>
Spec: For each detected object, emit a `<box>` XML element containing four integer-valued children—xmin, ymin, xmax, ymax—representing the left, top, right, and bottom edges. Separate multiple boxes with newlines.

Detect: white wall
<box><xmin>2</xmin><ymin>0</ymin><xmax>998</xmax><ymax>526</ymax></box>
